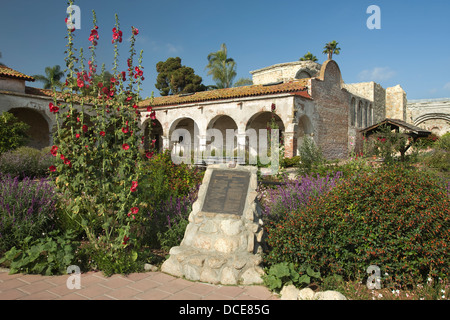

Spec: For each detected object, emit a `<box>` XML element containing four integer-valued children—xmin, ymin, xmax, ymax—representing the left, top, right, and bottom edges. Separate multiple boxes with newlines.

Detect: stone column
<box><xmin>283</xmin><ymin>131</ymin><xmax>296</xmax><ymax>158</ymax></box>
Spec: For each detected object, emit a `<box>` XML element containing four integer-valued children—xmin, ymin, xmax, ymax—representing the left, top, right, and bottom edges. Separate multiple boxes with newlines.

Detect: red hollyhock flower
<box><xmin>49</xmin><ymin>102</ymin><xmax>59</xmax><ymax>113</ymax></box>
<box><xmin>132</xmin><ymin>27</ymin><xmax>139</xmax><ymax>35</ymax></box>
<box><xmin>122</xmin><ymin>235</ymin><xmax>130</xmax><ymax>245</ymax></box>
<box><xmin>50</xmin><ymin>145</ymin><xmax>58</xmax><ymax>156</ymax></box>
<box><xmin>64</xmin><ymin>159</ymin><xmax>72</xmax><ymax>167</ymax></box>
<box><xmin>82</xmin><ymin>125</ymin><xmax>88</xmax><ymax>133</ymax></box>
<box><xmin>75</xmin><ymin>133</ymin><xmax>80</xmax><ymax>139</ymax></box>
<box><xmin>122</xmin><ymin>143</ymin><xmax>130</xmax><ymax>150</ymax></box>
<box><xmin>99</xmin><ymin>131</ymin><xmax>106</xmax><ymax>136</ymax></box>
<box><xmin>49</xmin><ymin>165</ymin><xmax>56</xmax><ymax>172</ymax></box>
<box><xmin>122</xmin><ymin>127</ymin><xmax>129</xmax><ymax>134</ymax></box>
<box><xmin>150</xmin><ymin>111</ymin><xmax>156</xmax><ymax>120</ymax></box>
<box><xmin>146</xmin><ymin>151</ymin><xmax>154</xmax><ymax>159</ymax></box>
<box><xmin>130</xmin><ymin>181</ymin><xmax>138</xmax><ymax>192</ymax></box>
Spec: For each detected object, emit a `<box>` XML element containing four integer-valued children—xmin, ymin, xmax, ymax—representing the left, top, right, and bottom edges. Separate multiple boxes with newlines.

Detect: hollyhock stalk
<box><xmin>50</xmin><ymin>1</ymin><xmax>153</xmax><ymax>253</ymax></box>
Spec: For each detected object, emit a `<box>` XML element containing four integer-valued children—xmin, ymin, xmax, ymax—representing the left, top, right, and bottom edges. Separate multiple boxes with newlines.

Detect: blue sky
<box><xmin>1</xmin><ymin>0</ymin><xmax>449</xmax><ymax>100</ymax></box>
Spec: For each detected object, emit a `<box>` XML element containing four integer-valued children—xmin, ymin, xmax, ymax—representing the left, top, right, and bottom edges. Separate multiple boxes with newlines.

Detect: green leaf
<box><xmin>298</xmin><ymin>274</ymin><xmax>310</xmax><ymax>284</ymax></box>
<box><xmin>306</xmin><ymin>266</ymin><xmax>320</xmax><ymax>279</ymax></box>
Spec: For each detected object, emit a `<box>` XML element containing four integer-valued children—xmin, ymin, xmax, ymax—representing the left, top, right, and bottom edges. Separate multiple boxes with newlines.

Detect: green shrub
<box><xmin>0</xmin><ymin>230</ymin><xmax>79</xmax><ymax>275</ymax></box>
<box><xmin>0</xmin><ymin>146</ymin><xmax>54</xmax><ymax>179</ymax></box>
<box><xmin>136</xmin><ymin>150</ymin><xmax>203</xmax><ymax>249</ymax></box>
<box><xmin>0</xmin><ymin>112</ymin><xmax>30</xmax><ymax>154</ymax></box>
<box><xmin>263</xmin><ymin>262</ymin><xmax>320</xmax><ymax>292</ymax></box>
<box><xmin>297</xmin><ymin>136</ymin><xmax>325</xmax><ymax>176</ymax></box>
<box><xmin>283</xmin><ymin>156</ymin><xmax>301</xmax><ymax>168</ymax></box>
<box><xmin>265</xmin><ymin>166</ymin><xmax>450</xmax><ymax>288</ymax></box>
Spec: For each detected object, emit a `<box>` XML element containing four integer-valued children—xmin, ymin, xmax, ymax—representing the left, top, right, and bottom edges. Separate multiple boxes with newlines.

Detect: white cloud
<box><xmin>444</xmin><ymin>82</ymin><xmax>450</xmax><ymax>91</ymax></box>
<box><xmin>358</xmin><ymin>67</ymin><xmax>396</xmax><ymax>82</ymax></box>
<box><xmin>166</xmin><ymin>43</ymin><xmax>182</xmax><ymax>54</ymax></box>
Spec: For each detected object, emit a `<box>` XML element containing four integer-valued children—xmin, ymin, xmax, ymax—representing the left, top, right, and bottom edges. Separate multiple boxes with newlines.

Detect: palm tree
<box><xmin>206</xmin><ymin>43</ymin><xmax>237</xmax><ymax>89</ymax></box>
<box><xmin>322</xmin><ymin>41</ymin><xmax>341</xmax><ymax>60</ymax></box>
<box><xmin>300</xmin><ymin>51</ymin><xmax>318</xmax><ymax>62</ymax></box>
<box><xmin>33</xmin><ymin>65</ymin><xmax>65</xmax><ymax>89</ymax></box>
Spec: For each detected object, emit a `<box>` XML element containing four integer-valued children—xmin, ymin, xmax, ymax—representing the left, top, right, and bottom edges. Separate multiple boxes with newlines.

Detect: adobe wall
<box><xmin>309</xmin><ymin>60</ymin><xmax>348</xmax><ymax>159</ymax></box>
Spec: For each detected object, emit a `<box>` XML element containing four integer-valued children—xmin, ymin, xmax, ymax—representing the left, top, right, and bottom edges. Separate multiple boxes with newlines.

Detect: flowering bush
<box><xmin>0</xmin><ymin>146</ymin><xmax>53</xmax><ymax>179</ymax></box>
<box><xmin>259</xmin><ymin>172</ymin><xmax>342</xmax><ymax>223</ymax></box>
<box><xmin>0</xmin><ymin>174</ymin><xmax>57</xmax><ymax>253</ymax></box>
<box><xmin>50</xmin><ymin>2</ymin><xmax>149</xmax><ymax>270</ymax></box>
<box><xmin>136</xmin><ymin>151</ymin><xmax>204</xmax><ymax>249</ymax></box>
<box><xmin>264</xmin><ymin>166</ymin><xmax>450</xmax><ymax>288</ymax></box>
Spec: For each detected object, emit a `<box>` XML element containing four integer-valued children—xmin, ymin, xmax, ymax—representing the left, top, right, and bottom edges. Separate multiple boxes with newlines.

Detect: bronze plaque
<box><xmin>202</xmin><ymin>170</ymin><xmax>251</xmax><ymax>215</ymax></box>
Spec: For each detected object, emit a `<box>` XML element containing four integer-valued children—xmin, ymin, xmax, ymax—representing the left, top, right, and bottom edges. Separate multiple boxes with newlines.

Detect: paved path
<box><xmin>0</xmin><ymin>269</ymin><xmax>280</xmax><ymax>300</ymax></box>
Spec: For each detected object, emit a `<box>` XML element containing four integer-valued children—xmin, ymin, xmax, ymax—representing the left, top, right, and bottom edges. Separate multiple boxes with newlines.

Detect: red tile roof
<box><xmin>0</xmin><ymin>66</ymin><xmax>35</xmax><ymax>81</ymax></box>
<box><xmin>138</xmin><ymin>79</ymin><xmax>311</xmax><ymax>108</ymax></box>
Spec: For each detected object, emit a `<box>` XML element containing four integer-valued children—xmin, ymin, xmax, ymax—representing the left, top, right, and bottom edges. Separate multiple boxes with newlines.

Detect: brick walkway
<box><xmin>0</xmin><ymin>269</ymin><xmax>280</xmax><ymax>300</ymax></box>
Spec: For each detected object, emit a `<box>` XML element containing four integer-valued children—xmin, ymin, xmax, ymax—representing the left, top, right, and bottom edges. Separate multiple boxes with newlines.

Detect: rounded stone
<box><xmin>214</xmin><ymin>237</ymin><xmax>239</xmax><ymax>253</ymax></box>
<box><xmin>220</xmin><ymin>220</ymin><xmax>242</xmax><ymax>236</ymax></box>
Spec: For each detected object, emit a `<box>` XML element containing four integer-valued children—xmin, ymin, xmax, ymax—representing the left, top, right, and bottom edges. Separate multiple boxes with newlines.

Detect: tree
<box><xmin>233</xmin><ymin>78</ymin><xmax>253</xmax><ymax>87</ymax></box>
<box><xmin>155</xmin><ymin>57</ymin><xmax>206</xmax><ymax>96</ymax></box>
<box><xmin>299</xmin><ymin>51</ymin><xmax>318</xmax><ymax>62</ymax></box>
<box><xmin>34</xmin><ymin>65</ymin><xmax>65</xmax><ymax>89</ymax></box>
<box><xmin>206</xmin><ymin>43</ymin><xmax>236</xmax><ymax>89</ymax></box>
<box><xmin>322</xmin><ymin>41</ymin><xmax>341</xmax><ymax>60</ymax></box>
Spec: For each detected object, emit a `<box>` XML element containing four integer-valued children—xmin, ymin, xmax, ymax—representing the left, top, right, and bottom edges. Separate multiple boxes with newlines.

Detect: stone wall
<box><xmin>309</xmin><ymin>60</ymin><xmax>348</xmax><ymax>159</ymax></box>
<box><xmin>407</xmin><ymin>98</ymin><xmax>450</xmax><ymax>136</ymax></box>
<box><xmin>386</xmin><ymin>85</ymin><xmax>407</xmax><ymax>121</ymax></box>
<box><xmin>0</xmin><ymin>77</ymin><xmax>25</xmax><ymax>93</ymax></box>
<box><xmin>250</xmin><ymin>61</ymin><xmax>322</xmax><ymax>85</ymax></box>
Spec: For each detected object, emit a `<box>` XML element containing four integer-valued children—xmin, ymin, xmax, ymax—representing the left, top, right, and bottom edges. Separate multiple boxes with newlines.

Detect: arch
<box><xmin>168</xmin><ymin>117</ymin><xmax>200</xmax><ymax>160</ymax></box>
<box><xmin>368</xmin><ymin>103</ymin><xmax>373</xmax><ymax>126</ymax></box>
<box><xmin>206</xmin><ymin>115</ymin><xmax>238</xmax><ymax>157</ymax></box>
<box><xmin>357</xmin><ymin>100</ymin><xmax>363</xmax><ymax>128</ymax></box>
<box><xmin>8</xmin><ymin>107</ymin><xmax>50</xmax><ymax>149</ymax></box>
<box><xmin>245</xmin><ymin>111</ymin><xmax>285</xmax><ymax>161</ymax></box>
<box><xmin>350</xmin><ymin>97</ymin><xmax>356</xmax><ymax>126</ymax></box>
<box><xmin>296</xmin><ymin>114</ymin><xmax>314</xmax><ymax>156</ymax></box>
<box><xmin>413</xmin><ymin>113</ymin><xmax>450</xmax><ymax>126</ymax></box>
<box><xmin>363</xmin><ymin>101</ymin><xmax>368</xmax><ymax>128</ymax></box>
<box><xmin>295</xmin><ymin>70</ymin><xmax>312</xmax><ymax>79</ymax></box>
<box><xmin>143</xmin><ymin>118</ymin><xmax>163</xmax><ymax>152</ymax></box>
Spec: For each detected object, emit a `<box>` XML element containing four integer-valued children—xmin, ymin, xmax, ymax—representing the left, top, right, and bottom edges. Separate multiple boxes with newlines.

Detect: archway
<box><xmin>206</xmin><ymin>115</ymin><xmax>238</xmax><ymax>159</ymax></box>
<box><xmin>245</xmin><ymin>111</ymin><xmax>285</xmax><ymax>162</ymax></box>
<box><xmin>350</xmin><ymin>97</ymin><xmax>356</xmax><ymax>126</ymax></box>
<box><xmin>8</xmin><ymin>108</ymin><xmax>50</xmax><ymax>150</ymax></box>
<box><xmin>168</xmin><ymin>117</ymin><xmax>199</xmax><ymax>162</ymax></box>
<box><xmin>143</xmin><ymin>118</ymin><xmax>163</xmax><ymax>152</ymax></box>
<box><xmin>295</xmin><ymin>115</ymin><xmax>314</xmax><ymax>156</ymax></box>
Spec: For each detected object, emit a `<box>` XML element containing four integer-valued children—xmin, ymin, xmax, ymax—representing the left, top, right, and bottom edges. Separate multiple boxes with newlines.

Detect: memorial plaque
<box><xmin>202</xmin><ymin>169</ymin><xmax>250</xmax><ymax>215</ymax></box>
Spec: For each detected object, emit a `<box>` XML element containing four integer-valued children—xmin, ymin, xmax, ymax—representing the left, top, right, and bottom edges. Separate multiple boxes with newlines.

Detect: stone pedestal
<box><xmin>161</xmin><ymin>164</ymin><xmax>266</xmax><ymax>285</ymax></box>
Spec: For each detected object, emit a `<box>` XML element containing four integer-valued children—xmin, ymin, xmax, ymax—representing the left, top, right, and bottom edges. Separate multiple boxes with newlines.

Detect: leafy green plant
<box><xmin>0</xmin><ymin>230</ymin><xmax>79</xmax><ymax>275</ymax></box>
<box><xmin>0</xmin><ymin>112</ymin><xmax>30</xmax><ymax>154</ymax></box>
<box><xmin>297</xmin><ymin>136</ymin><xmax>325</xmax><ymax>176</ymax></box>
<box><xmin>263</xmin><ymin>262</ymin><xmax>320</xmax><ymax>292</ymax></box>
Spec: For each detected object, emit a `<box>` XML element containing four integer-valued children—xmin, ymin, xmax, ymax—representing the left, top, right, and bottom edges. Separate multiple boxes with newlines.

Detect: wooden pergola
<box><xmin>359</xmin><ymin>118</ymin><xmax>432</xmax><ymax>161</ymax></box>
